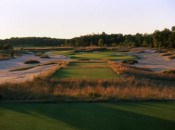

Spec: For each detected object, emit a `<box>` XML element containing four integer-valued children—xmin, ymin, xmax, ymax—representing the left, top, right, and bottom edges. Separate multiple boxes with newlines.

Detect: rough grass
<box><xmin>0</xmin><ymin>102</ymin><xmax>175</xmax><ymax>130</ymax></box>
<box><xmin>163</xmin><ymin>70</ymin><xmax>175</xmax><ymax>75</ymax></box>
<box><xmin>1</xmin><ymin>61</ymin><xmax>175</xmax><ymax>101</ymax></box>
<box><xmin>0</xmin><ymin>53</ymin><xmax>11</xmax><ymax>61</ymax></box>
<box><xmin>52</xmin><ymin>68</ymin><xmax>118</xmax><ymax>80</ymax></box>
<box><xmin>161</xmin><ymin>53</ymin><xmax>173</xmax><ymax>56</ymax></box>
<box><xmin>168</xmin><ymin>55</ymin><xmax>175</xmax><ymax>60</ymax></box>
<box><xmin>0</xmin><ymin>78</ymin><xmax>175</xmax><ymax>101</ymax></box>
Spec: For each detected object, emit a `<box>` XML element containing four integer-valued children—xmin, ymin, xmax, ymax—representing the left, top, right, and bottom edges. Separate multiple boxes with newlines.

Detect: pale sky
<box><xmin>0</xmin><ymin>0</ymin><xmax>175</xmax><ymax>39</ymax></box>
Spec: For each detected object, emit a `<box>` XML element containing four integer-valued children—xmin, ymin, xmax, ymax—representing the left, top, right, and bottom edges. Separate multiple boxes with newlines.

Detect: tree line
<box><xmin>0</xmin><ymin>26</ymin><xmax>175</xmax><ymax>48</ymax></box>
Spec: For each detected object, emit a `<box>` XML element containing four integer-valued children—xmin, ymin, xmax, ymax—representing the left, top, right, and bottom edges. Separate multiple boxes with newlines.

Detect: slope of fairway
<box><xmin>52</xmin><ymin>67</ymin><xmax>118</xmax><ymax>79</ymax></box>
<box><xmin>69</xmin><ymin>62</ymin><xmax>108</xmax><ymax>67</ymax></box>
<box><xmin>0</xmin><ymin>102</ymin><xmax>175</xmax><ymax>130</ymax></box>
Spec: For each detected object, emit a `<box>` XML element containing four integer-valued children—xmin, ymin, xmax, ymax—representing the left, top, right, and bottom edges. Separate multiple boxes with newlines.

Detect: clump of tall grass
<box><xmin>168</xmin><ymin>55</ymin><xmax>175</xmax><ymax>60</ymax></box>
<box><xmin>36</xmin><ymin>60</ymin><xmax>69</xmax><ymax>79</ymax></box>
<box><xmin>161</xmin><ymin>53</ymin><xmax>173</xmax><ymax>56</ymax></box>
<box><xmin>0</xmin><ymin>78</ymin><xmax>174</xmax><ymax>102</ymax></box>
<box><xmin>109</xmin><ymin>61</ymin><xmax>175</xmax><ymax>81</ymax></box>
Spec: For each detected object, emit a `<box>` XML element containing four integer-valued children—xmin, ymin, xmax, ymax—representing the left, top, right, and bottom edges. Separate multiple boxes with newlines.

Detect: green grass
<box><xmin>69</xmin><ymin>62</ymin><xmax>108</xmax><ymax>67</ymax></box>
<box><xmin>69</xmin><ymin>51</ymin><xmax>138</xmax><ymax>60</ymax></box>
<box><xmin>52</xmin><ymin>67</ymin><xmax>118</xmax><ymax>79</ymax></box>
<box><xmin>51</xmin><ymin>50</ymin><xmax>75</xmax><ymax>55</ymax></box>
<box><xmin>0</xmin><ymin>102</ymin><xmax>175</xmax><ymax>130</ymax></box>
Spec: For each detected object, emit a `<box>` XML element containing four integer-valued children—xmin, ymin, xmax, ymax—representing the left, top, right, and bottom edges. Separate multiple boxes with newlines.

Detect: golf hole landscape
<box><xmin>1</xmin><ymin>46</ymin><xmax>175</xmax><ymax>130</ymax></box>
<box><xmin>1</xmin><ymin>1</ymin><xmax>175</xmax><ymax>130</ymax></box>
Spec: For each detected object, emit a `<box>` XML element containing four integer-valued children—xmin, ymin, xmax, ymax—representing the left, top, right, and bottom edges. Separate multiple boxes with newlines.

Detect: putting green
<box><xmin>69</xmin><ymin>62</ymin><xmax>108</xmax><ymax>67</ymax></box>
<box><xmin>69</xmin><ymin>51</ymin><xmax>138</xmax><ymax>60</ymax></box>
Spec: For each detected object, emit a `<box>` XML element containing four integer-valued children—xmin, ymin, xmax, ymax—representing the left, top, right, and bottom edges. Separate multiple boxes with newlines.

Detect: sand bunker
<box><xmin>0</xmin><ymin>54</ymin><xmax>69</xmax><ymax>84</ymax></box>
<box><xmin>130</xmin><ymin>49</ymin><xmax>175</xmax><ymax>72</ymax></box>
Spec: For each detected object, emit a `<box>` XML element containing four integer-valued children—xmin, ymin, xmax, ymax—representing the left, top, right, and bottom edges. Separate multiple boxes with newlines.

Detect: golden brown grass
<box><xmin>0</xmin><ymin>61</ymin><xmax>175</xmax><ymax>102</ymax></box>
<box><xmin>0</xmin><ymin>78</ymin><xmax>174</xmax><ymax>101</ymax></box>
<box><xmin>0</xmin><ymin>53</ymin><xmax>11</xmax><ymax>61</ymax></box>
<box><xmin>36</xmin><ymin>60</ymin><xmax>70</xmax><ymax>79</ymax></box>
<box><xmin>161</xmin><ymin>53</ymin><xmax>173</xmax><ymax>56</ymax></box>
<box><xmin>168</xmin><ymin>55</ymin><xmax>175</xmax><ymax>60</ymax></box>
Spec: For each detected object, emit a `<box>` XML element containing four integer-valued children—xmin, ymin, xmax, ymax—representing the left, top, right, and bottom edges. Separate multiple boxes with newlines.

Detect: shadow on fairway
<box><xmin>0</xmin><ymin>102</ymin><xmax>175</xmax><ymax>130</ymax></box>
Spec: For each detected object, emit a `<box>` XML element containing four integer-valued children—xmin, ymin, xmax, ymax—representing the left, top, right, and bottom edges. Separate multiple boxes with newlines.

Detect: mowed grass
<box><xmin>51</xmin><ymin>50</ymin><xmax>75</xmax><ymax>55</ymax></box>
<box><xmin>70</xmin><ymin>51</ymin><xmax>138</xmax><ymax>60</ymax></box>
<box><xmin>69</xmin><ymin>62</ymin><xmax>108</xmax><ymax>67</ymax></box>
<box><xmin>0</xmin><ymin>102</ymin><xmax>175</xmax><ymax>130</ymax></box>
<box><xmin>52</xmin><ymin>67</ymin><xmax>118</xmax><ymax>79</ymax></box>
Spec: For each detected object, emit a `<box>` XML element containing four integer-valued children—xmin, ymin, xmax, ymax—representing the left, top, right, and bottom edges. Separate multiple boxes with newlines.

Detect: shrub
<box><xmin>155</xmin><ymin>50</ymin><xmax>167</xmax><ymax>53</ymax></box>
<box><xmin>161</xmin><ymin>53</ymin><xmax>173</xmax><ymax>56</ymax></box>
<box><xmin>24</xmin><ymin>60</ymin><xmax>40</xmax><ymax>64</ymax></box>
<box><xmin>168</xmin><ymin>55</ymin><xmax>175</xmax><ymax>59</ymax></box>
<box><xmin>88</xmin><ymin>92</ymin><xmax>101</xmax><ymax>98</ymax></box>
<box><xmin>163</xmin><ymin>70</ymin><xmax>175</xmax><ymax>75</ymax></box>
<box><xmin>122</xmin><ymin>59</ymin><xmax>138</xmax><ymax>64</ymax></box>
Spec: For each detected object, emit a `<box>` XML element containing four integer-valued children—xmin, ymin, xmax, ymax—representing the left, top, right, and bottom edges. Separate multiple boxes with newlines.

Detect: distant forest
<box><xmin>0</xmin><ymin>26</ymin><xmax>175</xmax><ymax>48</ymax></box>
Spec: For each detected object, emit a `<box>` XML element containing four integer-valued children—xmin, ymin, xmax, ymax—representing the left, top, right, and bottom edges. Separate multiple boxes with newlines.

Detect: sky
<box><xmin>0</xmin><ymin>0</ymin><xmax>175</xmax><ymax>39</ymax></box>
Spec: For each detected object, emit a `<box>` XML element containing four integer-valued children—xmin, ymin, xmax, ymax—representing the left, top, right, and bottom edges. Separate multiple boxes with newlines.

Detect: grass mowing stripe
<box><xmin>0</xmin><ymin>102</ymin><xmax>175</xmax><ymax>130</ymax></box>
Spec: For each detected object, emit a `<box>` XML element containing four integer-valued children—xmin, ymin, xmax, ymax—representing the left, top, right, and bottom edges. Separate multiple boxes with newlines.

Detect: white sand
<box><xmin>0</xmin><ymin>54</ymin><xmax>69</xmax><ymax>84</ymax></box>
<box><xmin>130</xmin><ymin>49</ymin><xmax>175</xmax><ymax>72</ymax></box>
<box><xmin>0</xmin><ymin>64</ymin><xmax>57</xmax><ymax>84</ymax></box>
<box><xmin>0</xmin><ymin>50</ymin><xmax>175</xmax><ymax>84</ymax></box>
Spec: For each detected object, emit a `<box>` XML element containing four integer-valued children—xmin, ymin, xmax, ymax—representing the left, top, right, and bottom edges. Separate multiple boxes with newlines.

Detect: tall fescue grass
<box><xmin>108</xmin><ymin>61</ymin><xmax>175</xmax><ymax>80</ymax></box>
<box><xmin>0</xmin><ymin>61</ymin><xmax>175</xmax><ymax>102</ymax></box>
<box><xmin>0</xmin><ymin>78</ymin><xmax>174</xmax><ymax>101</ymax></box>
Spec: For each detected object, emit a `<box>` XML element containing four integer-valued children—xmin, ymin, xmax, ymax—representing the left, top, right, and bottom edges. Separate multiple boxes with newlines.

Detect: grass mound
<box><xmin>24</xmin><ymin>60</ymin><xmax>40</xmax><ymax>64</ymax></box>
<box><xmin>163</xmin><ymin>70</ymin><xmax>175</xmax><ymax>75</ymax></box>
<box><xmin>10</xmin><ymin>66</ymin><xmax>34</xmax><ymax>71</ymax></box>
<box><xmin>0</xmin><ymin>53</ymin><xmax>11</xmax><ymax>61</ymax></box>
<box><xmin>40</xmin><ymin>54</ymin><xmax>50</xmax><ymax>58</ymax></box>
<box><xmin>161</xmin><ymin>53</ymin><xmax>173</xmax><ymax>56</ymax></box>
<box><xmin>168</xmin><ymin>55</ymin><xmax>175</xmax><ymax>60</ymax></box>
<box><xmin>122</xmin><ymin>59</ymin><xmax>138</xmax><ymax>64</ymax></box>
<box><xmin>155</xmin><ymin>50</ymin><xmax>168</xmax><ymax>53</ymax></box>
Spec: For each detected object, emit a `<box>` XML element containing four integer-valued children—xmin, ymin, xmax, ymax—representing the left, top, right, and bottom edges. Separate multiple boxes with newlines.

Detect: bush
<box><xmin>155</xmin><ymin>50</ymin><xmax>167</xmax><ymax>53</ymax></box>
<box><xmin>24</xmin><ymin>60</ymin><xmax>40</xmax><ymax>64</ymax></box>
<box><xmin>161</xmin><ymin>53</ymin><xmax>173</xmax><ymax>56</ymax></box>
<box><xmin>88</xmin><ymin>92</ymin><xmax>101</xmax><ymax>98</ymax></box>
<box><xmin>168</xmin><ymin>55</ymin><xmax>175</xmax><ymax>60</ymax></box>
<box><xmin>163</xmin><ymin>70</ymin><xmax>175</xmax><ymax>75</ymax></box>
<box><xmin>0</xmin><ymin>44</ymin><xmax>13</xmax><ymax>50</ymax></box>
<box><xmin>122</xmin><ymin>59</ymin><xmax>138</xmax><ymax>65</ymax></box>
